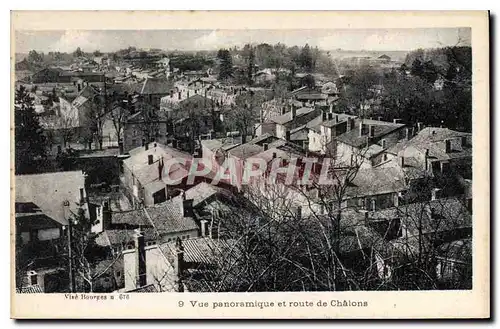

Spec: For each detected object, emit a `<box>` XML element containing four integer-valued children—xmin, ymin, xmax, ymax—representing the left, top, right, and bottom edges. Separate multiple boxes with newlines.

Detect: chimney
<box><xmin>291</xmin><ymin>106</ymin><xmax>297</xmax><ymax>120</ymax></box>
<box><xmin>335</xmin><ymin>115</ymin><xmax>339</xmax><ymax>123</ymax></box>
<box><xmin>172</xmin><ymin>139</ymin><xmax>178</xmax><ymax>149</ymax></box>
<box><xmin>178</xmin><ymin>91</ymin><xmax>181</xmax><ymax>99</ymax></box>
<box><xmin>79</xmin><ymin>188</ymin><xmax>85</xmax><ymax>204</ymax></box>
<box><xmin>102</xmin><ymin>200</ymin><xmax>111</xmax><ymax>230</ymax></box>
<box><xmin>285</xmin><ymin>130</ymin><xmax>291</xmax><ymax>141</ymax></box>
<box><xmin>148</xmin><ymin>154</ymin><xmax>154</xmax><ymax>165</ymax></box>
<box><xmin>371</xmin><ymin>199</ymin><xmax>376</xmax><ymax>212</ymax></box>
<box><xmin>417</xmin><ymin>122</ymin><xmax>423</xmax><ymax>132</ymax></box>
<box><xmin>200</xmin><ymin>219</ymin><xmax>208</xmax><ymax>237</ymax></box>
<box><xmin>263</xmin><ymin>143</ymin><xmax>269</xmax><ymax>151</ymax></box>
<box><xmin>182</xmin><ymin>199</ymin><xmax>194</xmax><ymax>218</ymax></box>
<box><xmin>399</xmin><ymin>156</ymin><xmax>405</xmax><ymax>168</ymax></box>
<box><xmin>142</xmin><ymin>139</ymin><xmax>146</xmax><ymax>147</ymax></box>
<box><xmin>359</xmin><ymin>122</ymin><xmax>364</xmax><ymax>137</ymax></box>
<box><xmin>174</xmin><ymin>237</ymin><xmax>185</xmax><ymax>292</ymax></box>
<box><xmin>328</xmin><ymin>112</ymin><xmax>333</xmax><ymax>121</ymax></box>
<box><xmin>187</xmin><ymin>90</ymin><xmax>190</xmax><ymax>98</ymax></box>
<box><xmin>145</xmin><ymin>143</ymin><xmax>149</xmax><ymax>151</ymax></box>
<box><xmin>431</xmin><ymin>188</ymin><xmax>441</xmax><ymax>201</ymax></box>
<box><xmin>134</xmin><ymin>229</ymin><xmax>147</xmax><ymax>289</ymax></box>
<box><xmin>368</xmin><ymin>125</ymin><xmax>375</xmax><ymax>138</ymax></box>
<box><xmin>347</xmin><ymin>118</ymin><xmax>355</xmax><ymax>131</ymax></box>
<box><xmin>158</xmin><ymin>157</ymin><xmax>164</xmax><ymax>180</ymax></box>
<box><xmin>378</xmin><ymin>116</ymin><xmax>383</xmax><ymax>121</ymax></box>
<box><xmin>272</xmin><ymin>152</ymin><xmax>277</xmax><ymax>159</ymax></box>
<box><xmin>424</xmin><ymin>148</ymin><xmax>430</xmax><ymax>169</ymax></box>
<box><xmin>322</xmin><ymin>111</ymin><xmax>327</xmax><ymax>121</ymax></box>
<box><xmin>445</xmin><ymin>139</ymin><xmax>452</xmax><ymax>153</ymax></box>
<box><xmin>405</xmin><ymin>127</ymin><xmax>411</xmax><ymax>140</ymax></box>
<box><xmin>461</xmin><ymin>136</ymin><xmax>468</xmax><ymax>147</ymax></box>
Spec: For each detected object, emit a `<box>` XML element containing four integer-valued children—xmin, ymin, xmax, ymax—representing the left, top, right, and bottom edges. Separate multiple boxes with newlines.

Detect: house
<box><xmin>307</xmin><ymin>111</ymin><xmax>358</xmax><ymax>154</ymax></box>
<box><xmin>332</xmin><ymin>118</ymin><xmax>407</xmax><ymax>168</ymax></box>
<box><xmin>343</xmin><ymin>166</ymin><xmax>407</xmax><ymax>211</ymax></box>
<box><xmin>121</xmin><ymin>142</ymin><xmax>208</xmax><ymax>207</ymax></box>
<box><xmin>122</xmin><ymin>104</ymin><xmax>170</xmax><ymax>153</ymax></box>
<box><xmin>378</xmin><ymin>54</ymin><xmax>391</xmax><ymax>63</ymax></box>
<box><xmin>271</xmin><ymin>107</ymin><xmax>322</xmax><ymax>140</ymax></box>
<box><xmin>15</xmin><ymin>171</ymin><xmax>88</xmax><ymax>293</ymax></box>
<box><xmin>138</xmin><ymin>77</ymin><xmax>174</xmax><ymax>108</ymax></box>
<box><xmin>384</xmin><ymin>127</ymin><xmax>472</xmax><ymax>181</ymax></box>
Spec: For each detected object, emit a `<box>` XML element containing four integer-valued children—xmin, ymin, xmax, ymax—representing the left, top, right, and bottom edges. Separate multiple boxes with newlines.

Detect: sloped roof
<box><xmin>146</xmin><ymin>196</ymin><xmax>199</xmax><ymax>234</ymax></box>
<box><xmin>346</xmin><ymin>166</ymin><xmax>406</xmax><ymax>198</ymax></box>
<box><xmin>124</xmin><ymin>142</ymin><xmax>192</xmax><ymax>187</ymax></box>
<box><xmin>184</xmin><ymin>182</ymin><xmax>234</xmax><ymax>208</ymax></box>
<box><xmin>271</xmin><ymin>107</ymin><xmax>317</xmax><ymax>125</ymax></box>
<box><xmin>386</xmin><ymin>127</ymin><xmax>472</xmax><ymax>161</ymax></box>
<box><xmin>15</xmin><ymin>171</ymin><xmax>86</xmax><ymax>226</ymax></box>
<box><xmin>16</xmin><ymin>285</ymin><xmax>44</xmax><ymax>293</ymax></box>
<box><xmin>336</xmin><ymin>119</ymin><xmax>405</xmax><ymax>148</ymax></box>
<box><xmin>140</xmin><ymin>77</ymin><xmax>174</xmax><ymax>95</ymax></box>
<box><xmin>95</xmin><ymin>228</ymin><xmax>157</xmax><ymax>247</ymax></box>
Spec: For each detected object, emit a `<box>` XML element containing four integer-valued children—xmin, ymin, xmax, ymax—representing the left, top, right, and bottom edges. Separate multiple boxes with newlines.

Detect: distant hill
<box><xmin>328</xmin><ymin>50</ymin><xmax>409</xmax><ymax>62</ymax></box>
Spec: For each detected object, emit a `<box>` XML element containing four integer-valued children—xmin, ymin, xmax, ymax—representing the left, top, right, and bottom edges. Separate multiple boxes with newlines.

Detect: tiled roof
<box><xmin>386</xmin><ymin>127</ymin><xmax>472</xmax><ymax>161</ymax></box>
<box><xmin>16</xmin><ymin>285</ymin><xmax>43</xmax><ymax>293</ymax></box>
<box><xmin>15</xmin><ymin>208</ymin><xmax>63</xmax><ymax>230</ymax></box>
<box><xmin>184</xmin><ymin>182</ymin><xmax>234</xmax><ymax>208</ymax></box>
<box><xmin>95</xmin><ymin>228</ymin><xmax>157</xmax><ymax>247</ymax></box>
<box><xmin>347</xmin><ymin>166</ymin><xmax>406</xmax><ymax>198</ymax></box>
<box><xmin>228</xmin><ymin>143</ymin><xmax>263</xmax><ymax>160</ymax></box>
<box><xmin>271</xmin><ymin>107</ymin><xmax>316</xmax><ymax>125</ymax></box>
<box><xmin>160</xmin><ymin>237</ymin><xmax>236</xmax><ymax>265</ymax></box>
<box><xmin>336</xmin><ymin>119</ymin><xmax>405</xmax><ymax>148</ymax></box>
<box><xmin>140</xmin><ymin>77</ymin><xmax>174</xmax><ymax>95</ymax></box>
<box><xmin>15</xmin><ymin>171</ymin><xmax>86</xmax><ymax>226</ymax></box>
<box><xmin>110</xmin><ymin>208</ymin><xmax>150</xmax><ymax>226</ymax></box>
<box><xmin>146</xmin><ymin>196</ymin><xmax>199</xmax><ymax>234</ymax></box>
<box><xmin>126</xmin><ymin>284</ymin><xmax>158</xmax><ymax>293</ymax></box>
<box><xmin>124</xmin><ymin>143</ymin><xmax>192</xmax><ymax>187</ymax></box>
<box><xmin>321</xmin><ymin>113</ymin><xmax>357</xmax><ymax>128</ymax></box>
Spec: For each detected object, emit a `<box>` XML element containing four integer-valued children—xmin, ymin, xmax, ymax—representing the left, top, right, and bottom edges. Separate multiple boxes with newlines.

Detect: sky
<box><xmin>14</xmin><ymin>28</ymin><xmax>471</xmax><ymax>54</ymax></box>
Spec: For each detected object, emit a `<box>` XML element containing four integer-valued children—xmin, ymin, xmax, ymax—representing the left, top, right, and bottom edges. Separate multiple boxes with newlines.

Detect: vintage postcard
<box><xmin>10</xmin><ymin>11</ymin><xmax>489</xmax><ymax>319</ymax></box>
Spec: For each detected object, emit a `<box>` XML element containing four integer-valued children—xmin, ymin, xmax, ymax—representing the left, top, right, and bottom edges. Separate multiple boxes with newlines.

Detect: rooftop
<box><xmin>387</xmin><ymin>127</ymin><xmax>472</xmax><ymax>161</ymax></box>
<box><xmin>140</xmin><ymin>77</ymin><xmax>174</xmax><ymax>95</ymax></box>
<box><xmin>336</xmin><ymin>119</ymin><xmax>405</xmax><ymax>148</ymax></box>
<box><xmin>124</xmin><ymin>142</ymin><xmax>192</xmax><ymax>187</ymax></box>
<box><xmin>15</xmin><ymin>171</ymin><xmax>86</xmax><ymax>226</ymax></box>
<box><xmin>146</xmin><ymin>196</ymin><xmax>199</xmax><ymax>234</ymax></box>
<box><xmin>271</xmin><ymin>107</ymin><xmax>317</xmax><ymax>125</ymax></box>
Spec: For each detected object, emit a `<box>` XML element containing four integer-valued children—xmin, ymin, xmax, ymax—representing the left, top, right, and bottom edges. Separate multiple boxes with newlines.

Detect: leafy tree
<box><xmin>299</xmin><ymin>44</ymin><xmax>314</xmax><ymax>72</ymax></box>
<box><xmin>27</xmin><ymin>50</ymin><xmax>44</xmax><ymax>64</ymax></box>
<box><xmin>73</xmin><ymin>47</ymin><xmax>84</xmax><ymax>58</ymax></box>
<box><xmin>14</xmin><ymin>85</ymin><xmax>47</xmax><ymax>174</ymax></box>
<box><xmin>247</xmin><ymin>46</ymin><xmax>255</xmax><ymax>86</ymax></box>
<box><xmin>217</xmin><ymin>49</ymin><xmax>233</xmax><ymax>81</ymax></box>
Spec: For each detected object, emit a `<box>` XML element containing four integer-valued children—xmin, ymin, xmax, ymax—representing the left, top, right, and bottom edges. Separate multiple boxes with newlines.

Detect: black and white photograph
<box><xmin>10</xmin><ymin>10</ymin><xmax>489</xmax><ymax>319</ymax></box>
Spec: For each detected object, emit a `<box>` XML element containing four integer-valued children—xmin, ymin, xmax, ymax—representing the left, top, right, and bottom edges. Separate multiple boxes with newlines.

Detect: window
<box><xmin>116</xmin><ymin>271</ymin><xmax>121</xmax><ymax>278</ymax></box>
